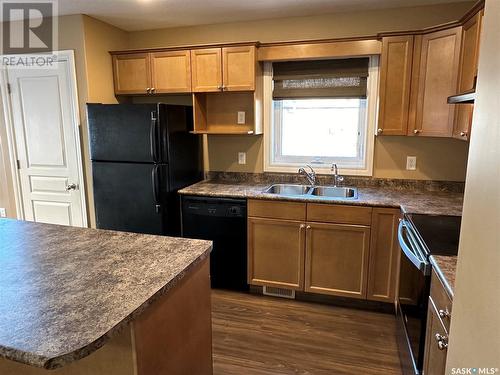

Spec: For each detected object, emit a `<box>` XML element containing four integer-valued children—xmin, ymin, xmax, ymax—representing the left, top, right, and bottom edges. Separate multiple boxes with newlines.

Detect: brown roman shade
<box><xmin>272</xmin><ymin>58</ymin><xmax>369</xmax><ymax>100</ymax></box>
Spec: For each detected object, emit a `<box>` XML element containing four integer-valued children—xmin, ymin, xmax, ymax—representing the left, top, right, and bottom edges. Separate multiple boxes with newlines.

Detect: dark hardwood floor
<box><xmin>211</xmin><ymin>290</ymin><xmax>402</xmax><ymax>375</ymax></box>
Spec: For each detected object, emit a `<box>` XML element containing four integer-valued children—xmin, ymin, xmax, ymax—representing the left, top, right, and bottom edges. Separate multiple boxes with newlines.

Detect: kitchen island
<box><xmin>0</xmin><ymin>219</ymin><xmax>213</xmax><ymax>375</ymax></box>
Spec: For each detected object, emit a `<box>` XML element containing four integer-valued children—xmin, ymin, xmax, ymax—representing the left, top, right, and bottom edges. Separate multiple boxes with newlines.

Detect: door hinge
<box><xmin>16</xmin><ymin>160</ymin><xmax>21</xmax><ymax>169</ymax></box>
<box><xmin>7</xmin><ymin>83</ymin><xmax>11</xmax><ymax>94</ymax></box>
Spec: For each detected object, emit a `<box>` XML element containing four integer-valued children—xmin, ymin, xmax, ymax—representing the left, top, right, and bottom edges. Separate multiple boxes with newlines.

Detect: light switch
<box><xmin>237</xmin><ymin>111</ymin><xmax>246</xmax><ymax>124</ymax></box>
<box><xmin>238</xmin><ymin>152</ymin><xmax>246</xmax><ymax>165</ymax></box>
<box><xmin>0</xmin><ymin>208</ymin><xmax>6</xmax><ymax>218</ymax></box>
<box><xmin>406</xmin><ymin>156</ymin><xmax>417</xmax><ymax>170</ymax></box>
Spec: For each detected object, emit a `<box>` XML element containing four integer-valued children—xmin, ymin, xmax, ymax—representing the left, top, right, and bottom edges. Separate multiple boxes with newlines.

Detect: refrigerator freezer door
<box><xmin>88</xmin><ymin>103</ymin><xmax>161</xmax><ymax>163</ymax></box>
<box><xmin>92</xmin><ymin>161</ymin><xmax>168</xmax><ymax>235</ymax></box>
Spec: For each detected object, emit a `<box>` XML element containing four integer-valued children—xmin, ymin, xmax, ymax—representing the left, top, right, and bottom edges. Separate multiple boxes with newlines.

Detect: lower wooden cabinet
<box><xmin>367</xmin><ymin>208</ymin><xmax>400</xmax><ymax>302</ymax></box>
<box><xmin>304</xmin><ymin>222</ymin><xmax>370</xmax><ymax>298</ymax></box>
<box><xmin>247</xmin><ymin>217</ymin><xmax>305</xmax><ymax>290</ymax></box>
<box><xmin>423</xmin><ymin>299</ymin><xmax>449</xmax><ymax>375</ymax></box>
<box><xmin>423</xmin><ymin>268</ymin><xmax>452</xmax><ymax>374</ymax></box>
<box><xmin>248</xmin><ymin>200</ymin><xmax>400</xmax><ymax>302</ymax></box>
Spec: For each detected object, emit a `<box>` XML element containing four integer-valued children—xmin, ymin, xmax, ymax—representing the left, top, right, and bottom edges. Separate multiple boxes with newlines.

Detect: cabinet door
<box><xmin>378</xmin><ymin>36</ymin><xmax>414</xmax><ymax>136</ymax></box>
<box><xmin>367</xmin><ymin>208</ymin><xmax>400</xmax><ymax>302</ymax></box>
<box><xmin>453</xmin><ymin>11</ymin><xmax>483</xmax><ymax>141</ymax></box>
<box><xmin>305</xmin><ymin>222</ymin><xmax>370</xmax><ymax>298</ymax></box>
<box><xmin>191</xmin><ymin>48</ymin><xmax>222</xmax><ymax>92</ymax></box>
<box><xmin>222</xmin><ymin>46</ymin><xmax>255</xmax><ymax>91</ymax></box>
<box><xmin>248</xmin><ymin>217</ymin><xmax>305</xmax><ymax>290</ymax></box>
<box><xmin>150</xmin><ymin>50</ymin><xmax>192</xmax><ymax>93</ymax></box>
<box><xmin>423</xmin><ymin>299</ymin><xmax>448</xmax><ymax>375</ymax></box>
<box><xmin>409</xmin><ymin>27</ymin><xmax>462</xmax><ymax>137</ymax></box>
<box><xmin>112</xmin><ymin>53</ymin><xmax>151</xmax><ymax>95</ymax></box>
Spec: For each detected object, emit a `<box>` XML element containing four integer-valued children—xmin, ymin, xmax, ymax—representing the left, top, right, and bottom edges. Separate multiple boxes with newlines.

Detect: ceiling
<box><xmin>56</xmin><ymin>0</ymin><xmax>468</xmax><ymax>31</ymax></box>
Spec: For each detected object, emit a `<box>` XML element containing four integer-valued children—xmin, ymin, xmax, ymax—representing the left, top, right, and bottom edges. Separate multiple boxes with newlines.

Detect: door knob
<box><xmin>66</xmin><ymin>183</ymin><xmax>77</xmax><ymax>191</ymax></box>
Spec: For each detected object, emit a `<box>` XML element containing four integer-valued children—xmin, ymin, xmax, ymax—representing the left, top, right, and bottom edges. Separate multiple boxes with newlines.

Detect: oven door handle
<box><xmin>398</xmin><ymin>220</ymin><xmax>430</xmax><ymax>275</ymax></box>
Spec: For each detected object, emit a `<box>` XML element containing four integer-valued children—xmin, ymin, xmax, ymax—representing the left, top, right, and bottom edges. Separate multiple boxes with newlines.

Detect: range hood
<box><xmin>447</xmin><ymin>89</ymin><xmax>475</xmax><ymax>104</ymax></box>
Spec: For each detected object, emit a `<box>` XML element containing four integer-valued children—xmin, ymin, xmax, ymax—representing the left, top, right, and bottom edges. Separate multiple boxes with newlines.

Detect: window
<box><xmin>265</xmin><ymin>57</ymin><xmax>378</xmax><ymax>175</ymax></box>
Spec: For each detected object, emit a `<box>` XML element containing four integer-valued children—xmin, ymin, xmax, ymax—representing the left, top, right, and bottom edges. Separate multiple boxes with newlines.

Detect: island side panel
<box><xmin>0</xmin><ymin>328</ymin><xmax>136</xmax><ymax>375</ymax></box>
<box><xmin>133</xmin><ymin>257</ymin><xmax>213</xmax><ymax>375</ymax></box>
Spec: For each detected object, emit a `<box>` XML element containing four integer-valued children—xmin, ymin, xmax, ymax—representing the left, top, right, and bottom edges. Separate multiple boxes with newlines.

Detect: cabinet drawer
<box><xmin>248</xmin><ymin>200</ymin><xmax>306</xmax><ymax>221</ymax></box>
<box><xmin>307</xmin><ymin>204</ymin><xmax>372</xmax><ymax>225</ymax></box>
<box><xmin>430</xmin><ymin>269</ymin><xmax>453</xmax><ymax>332</ymax></box>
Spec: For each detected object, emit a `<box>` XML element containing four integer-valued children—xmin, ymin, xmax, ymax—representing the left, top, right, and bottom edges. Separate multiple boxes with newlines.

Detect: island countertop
<box><xmin>0</xmin><ymin>219</ymin><xmax>212</xmax><ymax>369</ymax></box>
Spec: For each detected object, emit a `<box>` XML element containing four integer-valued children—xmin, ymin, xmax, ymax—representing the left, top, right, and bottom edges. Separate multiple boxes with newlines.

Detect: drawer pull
<box><xmin>438</xmin><ymin>308</ymin><xmax>450</xmax><ymax>319</ymax></box>
<box><xmin>435</xmin><ymin>333</ymin><xmax>448</xmax><ymax>350</ymax></box>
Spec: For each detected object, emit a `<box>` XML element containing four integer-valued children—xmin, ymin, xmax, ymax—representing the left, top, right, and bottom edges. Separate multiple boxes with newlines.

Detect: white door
<box><xmin>7</xmin><ymin>51</ymin><xmax>87</xmax><ymax>227</ymax></box>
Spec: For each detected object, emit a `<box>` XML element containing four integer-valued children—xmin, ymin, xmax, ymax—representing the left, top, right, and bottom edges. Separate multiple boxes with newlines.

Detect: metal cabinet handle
<box><xmin>460</xmin><ymin>131</ymin><xmax>468</xmax><ymax>137</ymax></box>
<box><xmin>217</xmin><ymin>85</ymin><xmax>222</xmax><ymax>90</ymax></box>
<box><xmin>435</xmin><ymin>333</ymin><xmax>448</xmax><ymax>350</ymax></box>
<box><xmin>151</xmin><ymin>87</ymin><xmax>156</xmax><ymax>94</ymax></box>
<box><xmin>66</xmin><ymin>183</ymin><xmax>77</xmax><ymax>191</ymax></box>
<box><xmin>300</xmin><ymin>224</ymin><xmax>306</xmax><ymax>229</ymax></box>
<box><xmin>413</xmin><ymin>129</ymin><xmax>421</xmax><ymax>134</ymax></box>
<box><xmin>306</xmin><ymin>225</ymin><xmax>311</xmax><ymax>230</ymax></box>
<box><xmin>438</xmin><ymin>308</ymin><xmax>450</xmax><ymax>319</ymax></box>
<box><xmin>377</xmin><ymin>128</ymin><xmax>383</xmax><ymax>134</ymax></box>
<box><xmin>146</xmin><ymin>87</ymin><xmax>151</xmax><ymax>94</ymax></box>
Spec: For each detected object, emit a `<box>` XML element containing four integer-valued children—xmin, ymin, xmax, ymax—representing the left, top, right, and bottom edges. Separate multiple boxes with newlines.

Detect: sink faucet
<box><xmin>331</xmin><ymin>163</ymin><xmax>344</xmax><ymax>187</ymax></box>
<box><xmin>298</xmin><ymin>165</ymin><xmax>316</xmax><ymax>186</ymax></box>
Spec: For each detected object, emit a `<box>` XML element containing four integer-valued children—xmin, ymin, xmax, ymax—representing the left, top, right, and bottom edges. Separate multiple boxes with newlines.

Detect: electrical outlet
<box><xmin>238</xmin><ymin>152</ymin><xmax>246</xmax><ymax>165</ymax></box>
<box><xmin>0</xmin><ymin>208</ymin><xmax>6</xmax><ymax>218</ymax></box>
<box><xmin>406</xmin><ymin>156</ymin><xmax>417</xmax><ymax>171</ymax></box>
<box><xmin>237</xmin><ymin>111</ymin><xmax>246</xmax><ymax>124</ymax></box>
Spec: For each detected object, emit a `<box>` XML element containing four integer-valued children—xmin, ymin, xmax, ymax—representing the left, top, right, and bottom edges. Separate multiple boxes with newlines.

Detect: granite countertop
<box><xmin>0</xmin><ymin>219</ymin><xmax>212</xmax><ymax>369</ymax></box>
<box><xmin>179</xmin><ymin>180</ymin><xmax>464</xmax><ymax>216</ymax></box>
<box><xmin>430</xmin><ymin>255</ymin><xmax>458</xmax><ymax>298</ymax></box>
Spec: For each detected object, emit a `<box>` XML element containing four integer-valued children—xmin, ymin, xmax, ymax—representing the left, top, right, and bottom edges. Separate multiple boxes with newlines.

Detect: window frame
<box><xmin>263</xmin><ymin>56</ymin><xmax>379</xmax><ymax>176</ymax></box>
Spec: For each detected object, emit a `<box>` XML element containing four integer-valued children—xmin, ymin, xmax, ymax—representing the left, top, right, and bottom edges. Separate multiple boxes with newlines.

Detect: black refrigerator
<box><xmin>87</xmin><ymin>103</ymin><xmax>203</xmax><ymax>236</ymax></box>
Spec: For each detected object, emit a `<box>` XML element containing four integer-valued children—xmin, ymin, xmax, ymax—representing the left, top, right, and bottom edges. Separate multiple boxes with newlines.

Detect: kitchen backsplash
<box><xmin>205</xmin><ymin>172</ymin><xmax>465</xmax><ymax>193</ymax></box>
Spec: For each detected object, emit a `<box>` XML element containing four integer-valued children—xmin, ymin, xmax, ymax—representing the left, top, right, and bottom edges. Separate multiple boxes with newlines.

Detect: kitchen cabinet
<box><xmin>408</xmin><ymin>27</ymin><xmax>462</xmax><ymax>137</ymax></box>
<box><xmin>249</xmin><ymin>200</ymin><xmax>380</xmax><ymax>300</ymax></box>
<box><xmin>112</xmin><ymin>50</ymin><xmax>192</xmax><ymax>95</ymax></box>
<box><xmin>247</xmin><ymin>217</ymin><xmax>305</xmax><ymax>290</ymax></box>
<box><xmin>366</xmin><ymin>208</ymin><xmax>400</xmax><ymax>302</ymax></box>
<box><xmin>423</xmin><ymin>269</ymin><xmax>452</xmax><ymax>375</ymax></box>
<box><xmin>453</xmin><ymin>10</ymin><xmax>483</xmax><ymax>141</ymax></box>
<box><xmin>191</xmin><ymin>48</ymin><xmax>223</xmax><ymax>92</ymax></box>
<box><xmin>304</xmin><ymin>222</ymin><xmax>370</xmax><ymax>298</ymax></box>
<box><xmin>377</xmin><ymin>36</ymin><xmax>414</xmax><ymax>136</ymax></box>
<box><xmin>112</xmin><ymin>53</ymin><xmax>151</xmax><ymax>95</ymax></box>
<box><xmin>150</xmin><ymin>50</ymin><xmax>192</xmax><ymax>93</ymax></box>
<box><xmin>191</xmin><ymin>46</ymin><xmax>256</xmax><ymax>92</ymax></box>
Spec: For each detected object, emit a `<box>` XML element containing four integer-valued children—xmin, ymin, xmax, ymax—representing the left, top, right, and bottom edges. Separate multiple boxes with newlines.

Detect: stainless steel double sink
<box><xmin>263</xmin><ymin>184</ymin><xmax>358</xmax><ymax>199</ymax></box>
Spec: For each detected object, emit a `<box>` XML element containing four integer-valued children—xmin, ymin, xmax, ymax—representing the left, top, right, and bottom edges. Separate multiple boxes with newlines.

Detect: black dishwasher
<box><xmin>181</xmin><ymin>196</ymin><xmax>248</xmax><ymax>291</ymax></box>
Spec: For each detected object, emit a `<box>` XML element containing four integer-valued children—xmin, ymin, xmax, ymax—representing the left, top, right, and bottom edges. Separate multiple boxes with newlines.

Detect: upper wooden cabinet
<box><xmin>453</xmin><ymin>10</ymin><xmax>483</xmax><ymax>141</ymax></box>
<box><xmin>112</xmin><ymin>53</ymin><xmax>151</xmax><ymax>95</ymax></box>
<box><xmin>366</xmin><ymin>208</ymin><xmax>400</xmax><ymax>303</ymax></box>
<box><xmin>192</xmin><ymin>46</ymin><xmax>256</xmax><ymax>92</ymax></box>
<box><xmin>191</xmin><ymin>48</ymin><xmax>223</xmax><ymax>92</ymax></box>
<box><xmin>378</xmin><ymin>36</ymin><xmax>414</xmax><ymax>136</ymax></box>
<box><xmin>150</xmin><ymin>50</ymin><xmax>192</xmax><ymax>93</ymax></box>
<box><xmin>112</xmin><ymin>50</ymin><xmax>192</xmax><ymax>95</ymax></box>
<box><xmin>408</xmin><ymin>27</ymin><xmax>462</xmax><ymax>137</ymax></box>
<box><xmin>222</xmin><ymin>46</ymin><xmax>256</xmax><ymax>91</ymax></box>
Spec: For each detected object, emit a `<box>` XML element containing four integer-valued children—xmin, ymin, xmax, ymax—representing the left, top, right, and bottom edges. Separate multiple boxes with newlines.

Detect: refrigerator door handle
<box><xmin>150</xmin><ymin>111</ymin><xmax>159</xmax><ymax>162</ymax></box>
<box><xmin>151</xmin><ymin>165</ymin><xmax>161</xmax><ymax>213</ymax></box>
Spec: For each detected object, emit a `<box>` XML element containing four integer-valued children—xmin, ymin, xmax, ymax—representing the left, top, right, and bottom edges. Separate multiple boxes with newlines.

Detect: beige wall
<box><xmin>81</xmin><ymin>15</ymin><xmax>128</xmax><ymax>227</ymax></box>
<box><xmin>128</xmin><ymin>3</ymin><xmax>473</xmax><ymax>47</ymax></box>
<box><xmin>0</xmin><ymin>15</ymin><xmax>127</xmax><ymax>225</ymax></box>
<box><xmin>128</xmin><ymin>2</ymin><xmax>473</xmax><ymax>181</ymax></box>
<box><xmin>446</xmin><ymin>0</ymin><xmax>500</xmax><ymax>369</ymax></box>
